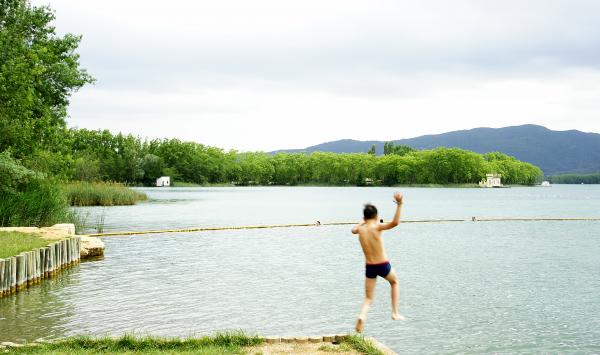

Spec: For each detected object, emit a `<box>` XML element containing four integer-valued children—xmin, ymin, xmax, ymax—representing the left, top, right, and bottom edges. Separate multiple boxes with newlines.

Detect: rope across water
<box><xmin>85</xmin><ymin>217</ymin><xmax>600</xmax><ymax>237</ymax></box>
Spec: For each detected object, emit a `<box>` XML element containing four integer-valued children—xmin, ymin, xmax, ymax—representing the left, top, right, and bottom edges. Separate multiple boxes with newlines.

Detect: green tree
<box><xmin>141</xmin><ymin>154</ymin><xmax>164</xmax><ymax>184</ymax></box>
<box><xmin>0</xmin><ymin>0</ymin><xmax>94</xmax><ymax>158</ymax></box>
<box><xmin>383</xmin><ymin>142</ymin><xmax>416</xmax><ymax>156</ymax></box>
<box><xmin>367</xmin><ymin>144</ymin><xmax>376</xmax><ymax>155</ymax></box>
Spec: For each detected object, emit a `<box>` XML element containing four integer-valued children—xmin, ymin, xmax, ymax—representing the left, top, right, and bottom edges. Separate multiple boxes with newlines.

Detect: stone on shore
<box><xmin>79</xmin><ymin>236</ymin><xmax>105</xmax><ymax>258</ymax></box>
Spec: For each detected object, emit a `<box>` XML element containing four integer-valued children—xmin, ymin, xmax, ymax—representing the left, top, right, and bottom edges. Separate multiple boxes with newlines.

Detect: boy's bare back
<box><xmin>355</xmin><ymin>222</ymin><xmax>389</xmax><ymax>264</ymax></box>
<box><xmin>352</xmin><ymin>192</ymin><xmax>403</xmax><ymax>264</ymax></box>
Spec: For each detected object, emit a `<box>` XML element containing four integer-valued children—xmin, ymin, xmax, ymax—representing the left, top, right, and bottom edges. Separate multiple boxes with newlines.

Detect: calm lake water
<box><xmin>1</xmin><ymin>186</ymin><xmax>600</xmax><ymax>354</ymax></box>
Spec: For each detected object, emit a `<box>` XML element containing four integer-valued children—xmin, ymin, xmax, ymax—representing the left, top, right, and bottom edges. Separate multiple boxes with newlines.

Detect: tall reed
<box><xmin>63</xmin><ymin>181</ymin><xmax>148</xmax><ymax>207</ymax></box>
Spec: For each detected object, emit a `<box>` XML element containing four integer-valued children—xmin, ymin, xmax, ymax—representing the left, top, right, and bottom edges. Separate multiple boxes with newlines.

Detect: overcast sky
<box><xmin>33</xmin><ymin>0</ymin><xmax>600</xmax><ymax>151</ymax></box>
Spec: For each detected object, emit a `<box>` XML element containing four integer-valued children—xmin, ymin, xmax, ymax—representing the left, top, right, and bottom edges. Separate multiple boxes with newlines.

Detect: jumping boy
<box><xmin>351</xmin><ymin>192</ymin><xmax>405</xmax><ymax>333</ymax></box>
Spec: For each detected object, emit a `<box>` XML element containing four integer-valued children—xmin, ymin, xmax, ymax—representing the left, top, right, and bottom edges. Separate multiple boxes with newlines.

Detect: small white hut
<box><xmin>156</xmin><ymin>176</ymin><xmax>171</xmax><ymax>187</ymax></box>
<box><xmin>479</xmin><ymin>174</ymin><xmax>502</xmax><ymax>188</ymax></box>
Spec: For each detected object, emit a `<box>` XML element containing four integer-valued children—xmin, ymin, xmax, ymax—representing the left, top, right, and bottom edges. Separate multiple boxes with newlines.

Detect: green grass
<box><xmin>318</xmin><ymin>343</ymin><xmax>354</xmax><ymax>352</ymax></box>
<box><xmin>4</xmin><ymin>333</ymin><xmax>386</xmax><ymax>355</ymax></box>
<box><xmin>63</xmin><ymin>181</ymin><xmax>148</xmax><ymax>207</ymax></box>
<box><xmin>10</xmin><ymin>332</ymin><xmax>264</xmax><ymax>354</ymax></box>
<box><xmin>0</xmin><ymin>231</ymin><xmax>52</xmax><ymax>258</ymax></box>
<box><xmin>342</xmin><ymin>335</ymin><xmax>385</xmax><ymax>355</ymax></box>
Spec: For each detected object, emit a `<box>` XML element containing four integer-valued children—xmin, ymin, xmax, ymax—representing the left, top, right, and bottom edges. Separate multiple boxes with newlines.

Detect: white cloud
<box><xmin>34</xmin><ymin>0</ymin><xmax>600</xmax><ymax>150</ymax></box>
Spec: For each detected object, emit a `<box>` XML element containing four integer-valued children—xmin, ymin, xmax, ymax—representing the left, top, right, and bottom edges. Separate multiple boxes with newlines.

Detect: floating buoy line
<box><xmin>86</xmin><ymin>217</ymin><xmax>600</xmax><ymax>238</ymax></box>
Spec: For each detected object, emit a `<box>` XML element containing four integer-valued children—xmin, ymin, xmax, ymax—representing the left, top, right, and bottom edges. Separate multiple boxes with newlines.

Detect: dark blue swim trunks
<box><xmin>365</xmin><ymin>261</ymin><xmax>392</xmax><ymax>279</ymax></box>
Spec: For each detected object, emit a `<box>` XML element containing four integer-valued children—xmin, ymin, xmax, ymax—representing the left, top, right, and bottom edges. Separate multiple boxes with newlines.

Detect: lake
<box><xmin>1</xmin><ymin>186</ymin><xmax>599</xmax><ymax>353</ymax></box>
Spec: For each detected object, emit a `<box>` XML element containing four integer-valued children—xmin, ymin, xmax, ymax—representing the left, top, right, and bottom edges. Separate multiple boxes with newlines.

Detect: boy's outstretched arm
<box><xmin>351</xmin><ymin>223</ymin><xmax>363</xmax><ymax>234</ymax></box>
<box><xmin>378</xmin><ymin>192</ymin><xmax>403</xmax><ymax>231</ymax></box>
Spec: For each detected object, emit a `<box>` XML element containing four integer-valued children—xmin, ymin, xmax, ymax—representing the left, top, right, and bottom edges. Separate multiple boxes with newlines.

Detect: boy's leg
<box><xmin>384</xmin><ymin>268</ymin><xmax>405</xmax><ymax>320</ymax></box>
<box><xmin>355</xmin><ymin>277</ymin><xmax>377</xmax><ymax>333</ymax></box>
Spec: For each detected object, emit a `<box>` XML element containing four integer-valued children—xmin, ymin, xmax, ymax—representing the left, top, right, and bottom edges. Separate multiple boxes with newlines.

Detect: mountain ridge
<box><xmin>273</xmin><ymin>124</ymin><xmax>600</xmax><ymax>175</ymax></box>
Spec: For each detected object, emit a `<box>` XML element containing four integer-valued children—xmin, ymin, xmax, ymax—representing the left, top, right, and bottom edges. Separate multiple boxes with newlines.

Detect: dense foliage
<box><xmin>0</xmin><ymin>0</ymin><xmax>94</xmax><ymax>158</ymax></box>
<box><xmin>22</xmin><ymin>129</ymin><xmax>541</xmax><ymax>186</ymax></box>
<box><xmin>0</xmin><ymin>152</ymin><xmax>73</xmax><ymax>227</ymax></box>
<box><xmin>548</xmin><ymin>173</ymin><xmax>600</xmax><ymax>184</ymax></box>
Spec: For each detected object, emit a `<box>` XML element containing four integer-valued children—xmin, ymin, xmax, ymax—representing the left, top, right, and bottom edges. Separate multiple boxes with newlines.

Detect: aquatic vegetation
<box><xmin>0</xmin><ymin>152</ymin><xmax>77</xmax><ymax>228</ymax></box>
<box><xmin>63</xmin><ymin>181</ymin><xmax>148</xmax><ymax>207</ymax></box>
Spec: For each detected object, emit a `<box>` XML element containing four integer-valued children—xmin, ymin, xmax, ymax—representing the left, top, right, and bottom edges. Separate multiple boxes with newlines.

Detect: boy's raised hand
<box><xmin>393</xmin><ymin>192</ymin><xmax>403</xmax><ymax>204</ymax></box>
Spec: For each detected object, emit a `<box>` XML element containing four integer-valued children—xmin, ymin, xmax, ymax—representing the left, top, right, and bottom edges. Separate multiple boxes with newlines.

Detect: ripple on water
<box><xmin>2</xmin><ymin>187</ymin><xmax>600</xmax><ymax>353</ymax></box>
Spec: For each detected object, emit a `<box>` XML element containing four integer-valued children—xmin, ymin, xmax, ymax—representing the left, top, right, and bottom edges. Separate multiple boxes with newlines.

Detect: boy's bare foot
<box><xmin>355</xmin><ymin>318</ymin><xmax>364</xmax><ymax>333</ymax></box>
<box><xmin>392</xmin><ymin>313</ymin><xmax>406</xmax><ymax>321</ymax></box>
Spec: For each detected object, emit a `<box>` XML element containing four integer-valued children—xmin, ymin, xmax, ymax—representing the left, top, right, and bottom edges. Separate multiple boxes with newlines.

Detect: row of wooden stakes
<box><xmin>0</xmin><ymin>237</ymin><xmax>81</xmax><ymax>298</ymax></box>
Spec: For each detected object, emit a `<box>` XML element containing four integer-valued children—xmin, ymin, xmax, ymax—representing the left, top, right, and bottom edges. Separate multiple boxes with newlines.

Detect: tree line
<box><xmin>548</xmin><ymin>173</ymin><xmax>600</xmax><ymax>184</ymax></box>
<box><xmin>9</xmin><ymin>129</ymin><xmax>542</xmax><ymax>186</ymax></box>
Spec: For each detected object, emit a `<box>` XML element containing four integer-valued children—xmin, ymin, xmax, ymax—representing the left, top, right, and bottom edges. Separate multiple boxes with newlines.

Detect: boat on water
<box><xmin>541</xmin><ymin>181</ymin><xmax>551</xmax><ymax>187</ymax></box>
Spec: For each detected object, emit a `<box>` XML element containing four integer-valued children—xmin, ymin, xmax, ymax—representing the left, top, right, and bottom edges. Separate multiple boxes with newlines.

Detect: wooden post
<box><xmin>0</xmin><ymin>259</ymin><xmax>5</xmax><ymax>298</ymax></box>
<box><xmin>69</xmin><ymin>238</ymin><xmax>73</xmax><ymax>265</ymax></box>
<box><xmin>40</xmin><ymin>248</ymin><xmax>45</xmax><ymax>280</ymax></box>
<box><xmin>29</xmin><ymin>250</ymin><xmax>36</xmax><ymax>285</ymax></box>
<box><xmin>45</xmin><ymin>246</ymin><xmax>50</xmax><ymax>278</ymax></box>
<box><xmin>65</xmin><ymin>239</ymin><xmax>70</xmax><ymax>266</ymax></box>
<box><xmin>61</xmin><ymin>240</ymin><xmax>67</xmax><ymax>269</ymax></box>
<box><xmin>53</xmin><ymin>242</ymin><xmax>59</xmax><ymax>275</ymax></box>
<box><xmin>53</xmin><ymin>242</ymin><xmax>57</xmax><ymax>271</ymax></box>
<box><xmin>24</xmin><ymin>251</ymin><xmax>31</xmax><ymax>286</ymax></box>
<box><xmin>55</xmin><ymin>241</ymin><xmax>61</xmax><ymax>271</ymax></box>
<box><xmin>36</xmin><ymin>248</ymin><xmax>42</xmax><ymax>283</ymax></box>
<box><xmin>71</xmin><ymin>238</ymin><xmax>74</xmax><ymax>264</ymax></box>
<box><xmin>10</xmin><ymin>256</ymin><xmax>16</xmax><ymax>294</ymax></box>
<box><xmin>29</xmin><ymin>250</ymin><xmax>35</xmax><ymax>284</ymax></box>
<box><xmin>47</xmin><ymin>245</ymin><xmax>52</xmax><ymax>277</ymax></box>
<box><xmin>76</xmin><ymin>236</ymin><xmax>81</xmax><ymax>263</ymax></box>
<box><xmin>16</xmin><ymin>254</ymin><xmax>26</xmax><ymax>291</ymax></box>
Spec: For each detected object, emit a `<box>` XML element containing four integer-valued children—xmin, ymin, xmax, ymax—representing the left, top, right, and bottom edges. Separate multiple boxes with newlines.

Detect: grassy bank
<box><xmin>63</xmin><ymin>182</ymin><xmax>148</xmax><ymax>206</ymax></box>
<box><xmin>0</xmin><ymin>231</ymin><xmax>51</xmax><ymax>258</ymax></box>
<box><xmin>6</xmin><ymin>333</ymin><xmax>385</xmax><ymax>355</ymax></box>
<box><xmin>9</xmin><ymin>332</ymin><xmax>263</xmax><ymax>355</ymax></box>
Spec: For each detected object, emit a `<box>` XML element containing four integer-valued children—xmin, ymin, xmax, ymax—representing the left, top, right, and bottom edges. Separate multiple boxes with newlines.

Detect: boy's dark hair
<box><xmin>363</xmin><ymin>204</ymin><xmax>378</xmax><ymax>220</ymax></box>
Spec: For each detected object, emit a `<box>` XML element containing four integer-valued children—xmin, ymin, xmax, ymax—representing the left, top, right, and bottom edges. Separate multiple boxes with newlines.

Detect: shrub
<box><xmin>0</xmin><ymin>151</ymin><xmax>74</xmax><ymax>227</ymax></box>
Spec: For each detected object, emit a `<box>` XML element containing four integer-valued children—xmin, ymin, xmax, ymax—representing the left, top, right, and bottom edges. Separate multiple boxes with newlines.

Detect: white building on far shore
<box><xmin>479</xmin><ymin>174</ymin><xmax>502</xmax><ymax>188</ymax></box>
<box><xmin>156</xmin><ymin>176</ymin><xmax>171</xmax><ymax>187</ymax></box>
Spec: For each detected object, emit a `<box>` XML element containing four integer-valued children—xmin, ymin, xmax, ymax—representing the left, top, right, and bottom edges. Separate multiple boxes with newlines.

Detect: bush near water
<box><xmin>63</xmin><ymin>181</ymin><xmax>148</xmax><ymax>206</ymax></box>
<box><xmin>0</xmin><ymin>152</ymin><xmax>75</xmax><ymax>228</ymax></box>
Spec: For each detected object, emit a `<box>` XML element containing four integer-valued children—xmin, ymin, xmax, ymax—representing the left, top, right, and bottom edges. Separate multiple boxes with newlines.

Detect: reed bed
<box><xmin>63</xmin><ymin>181</ymin><xmax>148</xmax><ymax>207</ymax></box>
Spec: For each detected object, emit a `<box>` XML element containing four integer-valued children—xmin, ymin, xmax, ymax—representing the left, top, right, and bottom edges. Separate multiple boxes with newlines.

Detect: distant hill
<box><xmin>274</xmin><ymin>125</ymin><xmax>600</xmax><ymax>175</ymax></box>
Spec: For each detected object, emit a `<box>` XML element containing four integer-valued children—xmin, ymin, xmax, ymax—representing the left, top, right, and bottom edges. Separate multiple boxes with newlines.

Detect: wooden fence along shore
<box><xmin>0</xmin><ymin>237</ymin><xmax>81</xmax><ymax>298</ymax></box>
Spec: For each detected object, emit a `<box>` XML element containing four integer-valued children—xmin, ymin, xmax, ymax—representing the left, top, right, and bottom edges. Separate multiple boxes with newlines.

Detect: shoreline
<box><xmin>0</xmin><ymin>333</ymin><xmax>395</xmax><ymax>355</ymax></box>
<box><xmin>139</xmin><ymin>183</ymin><xmax>552</xmax><ymax>188</ymax></box>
